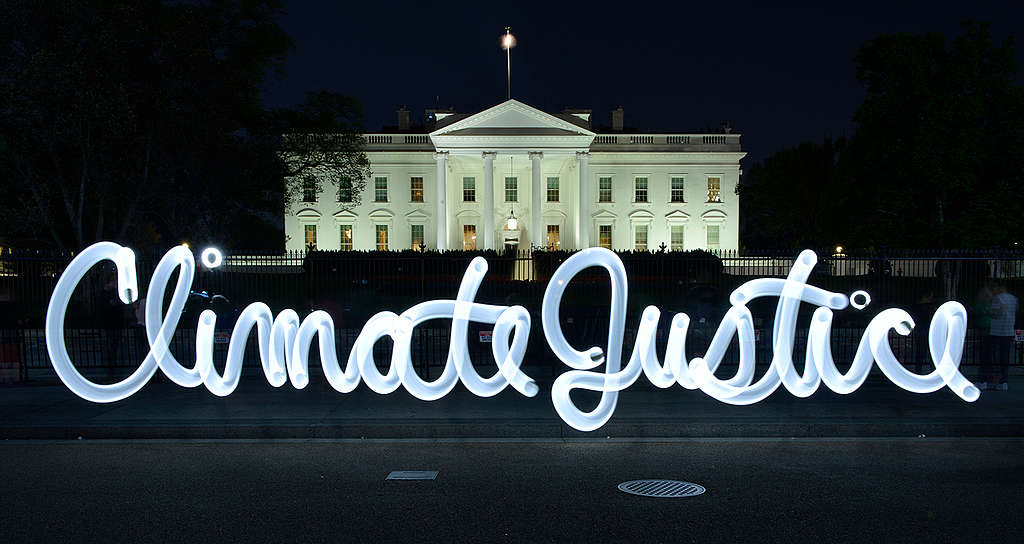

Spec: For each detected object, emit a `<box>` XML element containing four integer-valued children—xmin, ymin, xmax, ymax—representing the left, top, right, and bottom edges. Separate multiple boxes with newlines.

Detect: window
<box><xmin>374</xmin><ymin>176</ymin><xmax>388</xmax><ymax>202</ymax></box>
<box><xmin>505</xmin><ymin>177</ymin><xmax>518</xmax><ymax>202</ymax></box>
<box><xmin>599</xmin><ymin>225</ymin><xmax>612</xmax><ymax>249</ymax></box>
<box><xmin>706</xmin><ymin>225</ymin><xmax>720</xmax><ymax>249</ymax></box>
<box><xmin>302</xmin><ymin>177</ymin><xmax>317</xmax><ymax>203</ymax></box>
<box><xmin>634</xmin><ymin>177</ymin><xmax>648</xmax><ymax>203</ymax></box>
<box><xmin>546</xmin><ymin>177</ymin><xmax>559</xmax><ymax>202</ymax></box>
<box><xmin>546</xmin><ymin>225</ymin><xmax>560</xmax><ymax>250</ymax></box>
<box><xmin>410</xmin><ymin>177</ymin><xmax>424</xmax><ymax>202</ymax></box>
<box><xmin>707</xmin><ymin>176</ymin><xmax>721</xmax><ymax>202</ymax></box>
<box><xmin>410</xmin><ymin>224</ymin><xmax>424</xmax><ymax>251</ymax></box>
<box><xmin>634</xmin><ymin>224</ymin><xmax>648</xmax><ymax>251</ymax></box>
<box><xmin>339</xmin><ymin>225</ymin><xmax>353</xmax><ymax>251</ymax></box>
<box><xmin>304</xmin><ymin>224</ymin><xmax>317</xmax><ymax>250</ymax></box>
<box><xmin>670</xmin><ymin>225</ymin><xmax>685</xmax><ymax>251</ymax></box>
<box><xmin>671</xmin><ymin>177</ymin><xmax>685</xmax><ymax>202</ymax></box>
<box><xmin>463</xmin><ymin>225</ymin><xmax>477</xmax><ymax>250</ymax></box>
<box><xmin>375</xmin><ymin>224</ymin><xmax>388</xmax><ymax>251</ymax></box>
<box><xmin>338</xmin><ymin>177</ymin><xmax>354</xmax><ymax>203</ymax></box>
<box><xmin>599</xmin><ymin>177</ymin><xmax>613</xmax><ymax>202</ymax></box>
<box><xmin>463</xmin><ymin>177</ymin><xmax>476</xmax><ymax>202</ymax></box>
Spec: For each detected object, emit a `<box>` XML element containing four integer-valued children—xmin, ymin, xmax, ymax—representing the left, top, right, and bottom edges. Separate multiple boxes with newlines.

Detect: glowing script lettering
<box><xmin>44</xmin><ymin>243</ymin><xmax>977</xmax><ymax>431</ymax></box>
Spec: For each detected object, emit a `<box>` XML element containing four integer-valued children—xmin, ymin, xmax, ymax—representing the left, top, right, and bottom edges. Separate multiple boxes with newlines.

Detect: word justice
<box><xmin>45</xmin><ymin>243</ymin><xmax>978</xmax><ymax>432</ymax></box>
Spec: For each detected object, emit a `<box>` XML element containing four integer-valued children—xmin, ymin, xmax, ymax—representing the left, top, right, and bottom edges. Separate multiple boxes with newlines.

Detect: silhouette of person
<box><xmin>980</xmin><ymin>279</ymin><xmax>1018</xmax><ymax>390</ymax></box>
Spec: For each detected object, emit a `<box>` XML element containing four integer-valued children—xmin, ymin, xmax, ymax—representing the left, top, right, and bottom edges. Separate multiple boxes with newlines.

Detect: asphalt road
<box><xmin>1</xmin><ymin>439</ymin><xmax>1021</xmax><ymax>543</ymax></box>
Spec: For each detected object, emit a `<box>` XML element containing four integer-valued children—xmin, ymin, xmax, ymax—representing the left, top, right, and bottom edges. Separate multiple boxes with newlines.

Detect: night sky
<box><xmin>261</xmin><ymin>1</ymin><xmax>1023</xmax><ymax>166</ymax></box>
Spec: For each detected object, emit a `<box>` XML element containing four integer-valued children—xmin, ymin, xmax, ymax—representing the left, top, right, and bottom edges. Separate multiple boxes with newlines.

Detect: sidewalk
<box><xmin>2</xmin><ymin>366</ymin><xmax>1022</xmax><ymax>439</ymax></box>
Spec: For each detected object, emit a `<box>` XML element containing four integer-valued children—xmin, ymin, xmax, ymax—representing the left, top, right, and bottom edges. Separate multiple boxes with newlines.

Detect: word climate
<box><xmin>46</xmin><ymin>243</ymin><xmax>977</xmax><ymax>431</ymax></box>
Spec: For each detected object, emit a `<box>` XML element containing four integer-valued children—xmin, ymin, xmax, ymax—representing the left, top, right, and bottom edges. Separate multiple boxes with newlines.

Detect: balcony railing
<box><xmin>590</xmin><ymin>133</ymin><xmax>741</xmax><ymax>151</ymax></box>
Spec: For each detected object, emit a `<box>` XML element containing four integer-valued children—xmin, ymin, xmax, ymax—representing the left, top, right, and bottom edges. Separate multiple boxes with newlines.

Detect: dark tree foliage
<box><xmin>0</xmin><ymin>0</ymin><xmax>369</xmax><ymax>250</ymax></box>
<box><xmin>739</xmin><ymin>136</ymin><xmax>844</xmax><ymax>249</ymax></box>
<box><xmin>742</xmin><ymin>21</ymin><xmax>1023</xmax><ymax>249</ymax></box>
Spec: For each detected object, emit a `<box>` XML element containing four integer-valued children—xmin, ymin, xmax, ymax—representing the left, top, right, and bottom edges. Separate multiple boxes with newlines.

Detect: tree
<box><xmin>846</xmin><ymin>21</ymin><xmax>1024</xmax><ymax>247</ymax></box>
<box><xmin>269</xmin><ymin>91</ymin><xmax>372</xmax><ymax>210</ymax></box>
<box><xmin>739</xmin><ymin>136</ymin><xmax>846</xmax><ymax>249</ymax></box>
<box><xmin>0</xmin><ymin>0</ymin><xmax>370</xmax><ymax>251</ymax></box>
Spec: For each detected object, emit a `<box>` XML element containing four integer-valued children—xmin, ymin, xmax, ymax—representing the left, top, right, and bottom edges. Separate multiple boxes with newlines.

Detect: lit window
<box><xmin>339</xmin><ymin>224</ymin><xmax>353</xmax><ymax>251</ymax></box>
<box><xmin>547</xmin><ymin>225</ymin><xmax>560</xmax><ymax>250</ymax></box>
<box><xmin>302</xmin><ymin>177</ymin><xmax>317</xmax><ymax>203</ymax></box>
<box><xmin>505</xmin><ymin>177</ymin><xmax>518</xmax><ymax>202</ymax></box>
<box><xmin>634</xmin><ymin>224</ymin><xmax>648</xmax><ymax>251</ymax></box>
<box><xmin>670</xmin><ymin>225</ymin><xmax>685</xmax><ymax>251</ymax></box>
<box><xmin>706</xmin><ymin>225</ymin><xmax>720</xmax><ymax>249</ymax></box>
<box><xmin>463</xmin><ymin>224</ymin><xmax>477</xmax><ymax>250</ymax></box>
<box><xmin>546</xmin><ymin>177</ymin><xmax>559</xmax><ymax>202</ymax></box>
<box><xmin>707</xmin><ymin>177</ymin><xmax>721</xmax><ymax>202</ymax></box>
<box><xmin>304</xmin><ymin>224</ymin><xmax>317</xmax><ymax>250</ymax></box>
<box><xmin>375</xmin><ymin>224</ymin><xmax>388</xmax><ymax>250</ymax></box>
<box><xmin>634</xmin><ymin>177</ymin><xmax>648</xmax><ymax>203</ymax></box>
<box><xmin>411</xmin><ymin>224</ymin><xmax>424</xmax><ymax>251</ymax></box>
<box><xmin>599</xmin><ymin>225</ymin><xmax>612</xmax><ymax>249</ymax></box>
<box><xmin>671</xmin><ymin>177</ymin><xmax>685</xmax><ymax>202</ymax></box>
<box><xmin>374</xmin><ymin>177</ymin><xmax>388</xmax><ymax>202</ymax></box>
<box><xmin>463</xmin><ymin>177</ymin><xmax>476</xmax><ymax>202</ymax></box>
<box><xmin>338</xmin><ymin>177</ymin><xmax>353</xmax><ymax>203</ymax></box>
<box><xmin>599</xmin><ymin>177</ymin><xmax>612</xmax><ymax>202</ymax></box>
<box><xmin>410</xmin><ymin>177</ymin><xmax>424</xmax><ymax>202</ymax></box>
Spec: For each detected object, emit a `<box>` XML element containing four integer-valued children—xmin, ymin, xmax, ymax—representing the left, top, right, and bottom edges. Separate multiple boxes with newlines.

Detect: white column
<box><xmin>482</xmin><ymin>152</ymin><xmax>496</xmax><ymax>250</ymax></box>
<box><xmin>529</xmin><ymin>151</ymin><xmax>543</xmax><ymax>249</ymax></box>
<box><xmin>434</xmin><ymin>151</ymin><xmax>448</xmax><ymax>250</ymax></box>
<box><xmin>576</xmin><ymin>151</ymin><xmax>590</xmax><ymax>249</ymax></box>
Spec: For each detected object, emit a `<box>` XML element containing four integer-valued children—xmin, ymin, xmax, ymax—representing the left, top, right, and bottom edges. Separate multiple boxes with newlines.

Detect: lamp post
<box><xmin>502</xmin><ymin>27</ymin><xmax>515</xmax><ymax>100</ymax></box>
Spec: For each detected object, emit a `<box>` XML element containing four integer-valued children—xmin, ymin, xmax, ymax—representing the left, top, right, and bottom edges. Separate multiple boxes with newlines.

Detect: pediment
<box><xmin>701</xmin><ymin>209</ymin><xmax>727</xmax><ymax>223</ymax></box>
<box><xmin>332</xmin><ymin>209</ymin><xmax>358</xmax><ymax>220</ymax></box>
<box><xmin>665</xmin><ymin>210</ymin><xmax>691</xmax><ymax>222</ymax></box>
<box><xmin>430</xmin><ymin>100</ymin><xmax>595</xmax><ymax>137</ymax></box>
<box><xmin>405</xmin><ymin>209</ymin><xmax>430</xmax><ymax>221</ymax></box>
<box><xmin>628</xmin><ymin>209</ymin><xmax>655</xmax><ymax>220</ymax></box>
<box><xmin>295</xmin><ymin>208</ymin><xmax>322</xmax><ymax>219</ymax></box>
<box><xmin>591</xmin><ymin>209</ymin><xmax>618</xmax><ymax>220</ymax></box>
<box><xmin>368</xmin><ymin>208</ymin><xmax>394</xmax><ymax>221</ymax></box>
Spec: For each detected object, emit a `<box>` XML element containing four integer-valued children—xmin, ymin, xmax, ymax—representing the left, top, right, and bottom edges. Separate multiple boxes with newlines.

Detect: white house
<box><xmin>285</xmin><ymin>99</ymin><xmax>744</xmax><ymax>253</ymax></box>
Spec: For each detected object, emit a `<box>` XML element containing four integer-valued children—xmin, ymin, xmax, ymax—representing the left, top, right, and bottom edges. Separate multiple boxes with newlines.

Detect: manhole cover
<box><xmin>617</xmin><ymin>480</ymin><xmax>705</xmax><ymax>498</ymax></box>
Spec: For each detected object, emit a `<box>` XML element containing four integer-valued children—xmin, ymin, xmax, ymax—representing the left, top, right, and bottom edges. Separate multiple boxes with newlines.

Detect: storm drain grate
<box><xmin>386</xmin><ymin>471</ymin><xmax>438</xmax><ymax>480</ymax></box>
<box><xmin>617</xmin><ymin>480</ymin><xmax>705</xmax><ymax>498</ymax></box>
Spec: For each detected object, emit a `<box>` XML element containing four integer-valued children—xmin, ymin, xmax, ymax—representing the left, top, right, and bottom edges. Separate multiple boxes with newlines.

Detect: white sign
<box><xmin>44</xmin><ymin>243</ymin><xmax>977</xmax><ymax>432</ymax></box>
<box><xmin>479</xmin><ymin>330</ymin><xmax>493</xmax><ymax>343</ymax></box>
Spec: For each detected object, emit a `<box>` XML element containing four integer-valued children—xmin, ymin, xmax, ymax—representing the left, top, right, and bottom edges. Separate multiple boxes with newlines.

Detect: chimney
<box><xmin>397</xmin><ymin>107</ymin><xmax>410</xmax><ymax>131</ymax></box>
<box><xmin>611</xmin><ymin>107</ymin><xmax>624</xmax><ymax>132</ymax></box>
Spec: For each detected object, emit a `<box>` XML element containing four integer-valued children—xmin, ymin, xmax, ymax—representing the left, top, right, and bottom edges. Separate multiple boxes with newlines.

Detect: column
<box><xmin>576</xmin><ymin>151</ymin><xmax>590</xmax><ymax>249</ymax></box>
<box><xmin>529</xmin><ymin>151</ymin><xmax>543</xmax><ymax>249</ymax></box>
<box><xmin>434</xmin><ymin>151</ymin><xmax>448</xmax><ymax>250</ymax></box>
<box><xmin>482</xmin><ymin>152</ymin><xmax>496</xmax><ymax>250</ymax></box>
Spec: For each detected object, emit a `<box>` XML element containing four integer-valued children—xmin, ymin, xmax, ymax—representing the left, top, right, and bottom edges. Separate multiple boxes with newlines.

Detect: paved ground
<box><xmin>2</xmin><ymin>369</ymin><xmax>1022</xmax><ymax>439</ymax></box>
<box><xmin>1</xmin><ymin>439</ymin><xmax>1020</xmax><ymax>543</ymax></box>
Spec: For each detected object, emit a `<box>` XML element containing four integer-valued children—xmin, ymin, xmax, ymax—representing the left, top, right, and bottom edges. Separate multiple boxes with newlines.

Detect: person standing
<box><xmin>983</xmin><ymin>280</ymin><xmax>1018</xmax><ymax>390</ymax></box>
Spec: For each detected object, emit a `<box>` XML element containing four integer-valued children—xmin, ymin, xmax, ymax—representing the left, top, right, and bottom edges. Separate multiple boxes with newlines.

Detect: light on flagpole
<box><xmin>502</xmin><ymin>26</ymin><xmax>515</xmax><ymax>99</ymax></box>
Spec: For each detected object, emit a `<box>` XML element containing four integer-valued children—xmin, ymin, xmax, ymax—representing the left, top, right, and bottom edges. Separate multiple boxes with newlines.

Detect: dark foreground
<box><xmin>1</xmin><ymin>439</ymin><xmax>1020</xmax><ymax>543</ymax></box>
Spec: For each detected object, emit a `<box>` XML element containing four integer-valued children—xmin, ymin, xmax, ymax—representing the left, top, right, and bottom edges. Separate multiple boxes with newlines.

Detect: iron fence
<box><xmin>1</xmin><ymin>247</ymin><xmax>1022</xmax><ymax>382</ymax></box>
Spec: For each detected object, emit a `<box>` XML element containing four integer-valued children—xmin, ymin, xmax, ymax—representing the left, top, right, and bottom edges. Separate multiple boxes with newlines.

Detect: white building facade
<box><xmin>285</xmin><ymin>100</ymin><xmax>744</xmax><ymax>253</ymax></box>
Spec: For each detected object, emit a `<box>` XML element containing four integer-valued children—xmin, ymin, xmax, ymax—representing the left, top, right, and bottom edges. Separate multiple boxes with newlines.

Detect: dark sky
<box><xmin>260</xmin><ymin>1</ymin><xmax>1023</xmax><ymax>166</ymax></box>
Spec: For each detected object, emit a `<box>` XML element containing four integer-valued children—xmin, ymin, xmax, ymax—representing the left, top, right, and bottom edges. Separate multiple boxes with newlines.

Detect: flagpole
<box><xmin>502</xmin><ymin>27</ymin><xmax>515</xmax><ymax>100</ymax></box>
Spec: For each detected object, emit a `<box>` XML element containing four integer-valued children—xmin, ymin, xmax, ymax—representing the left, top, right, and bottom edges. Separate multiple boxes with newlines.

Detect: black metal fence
<box><xmin>1</xmin><ymin>247</ymin><xmax>1022</xmax><ymax>382</ymax></box>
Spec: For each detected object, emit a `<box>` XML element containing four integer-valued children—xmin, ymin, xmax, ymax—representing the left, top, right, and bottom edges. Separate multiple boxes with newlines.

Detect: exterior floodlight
<box><xmin>45</xmin><ymin>242</ymin><xmax>977</xmax><ymax>430</ymax></box>
<box><xmin>502</xmin><ymin>26</ymin><xmax>515</xmax><ymax>99</ymax></box>
<box><xmin>507</xmin><ymin>217</ymin><xmax>518</xmax><ymax>230</ymax></box>
<box><xmin>835</xmin><ymin>245</ymin><xmax>844</xmax><ymax>254</ymax></box>
<box><xmin>200</xmin><ymin>247</ymin><xmax>223</xmax><ymax>269</ymax></box>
